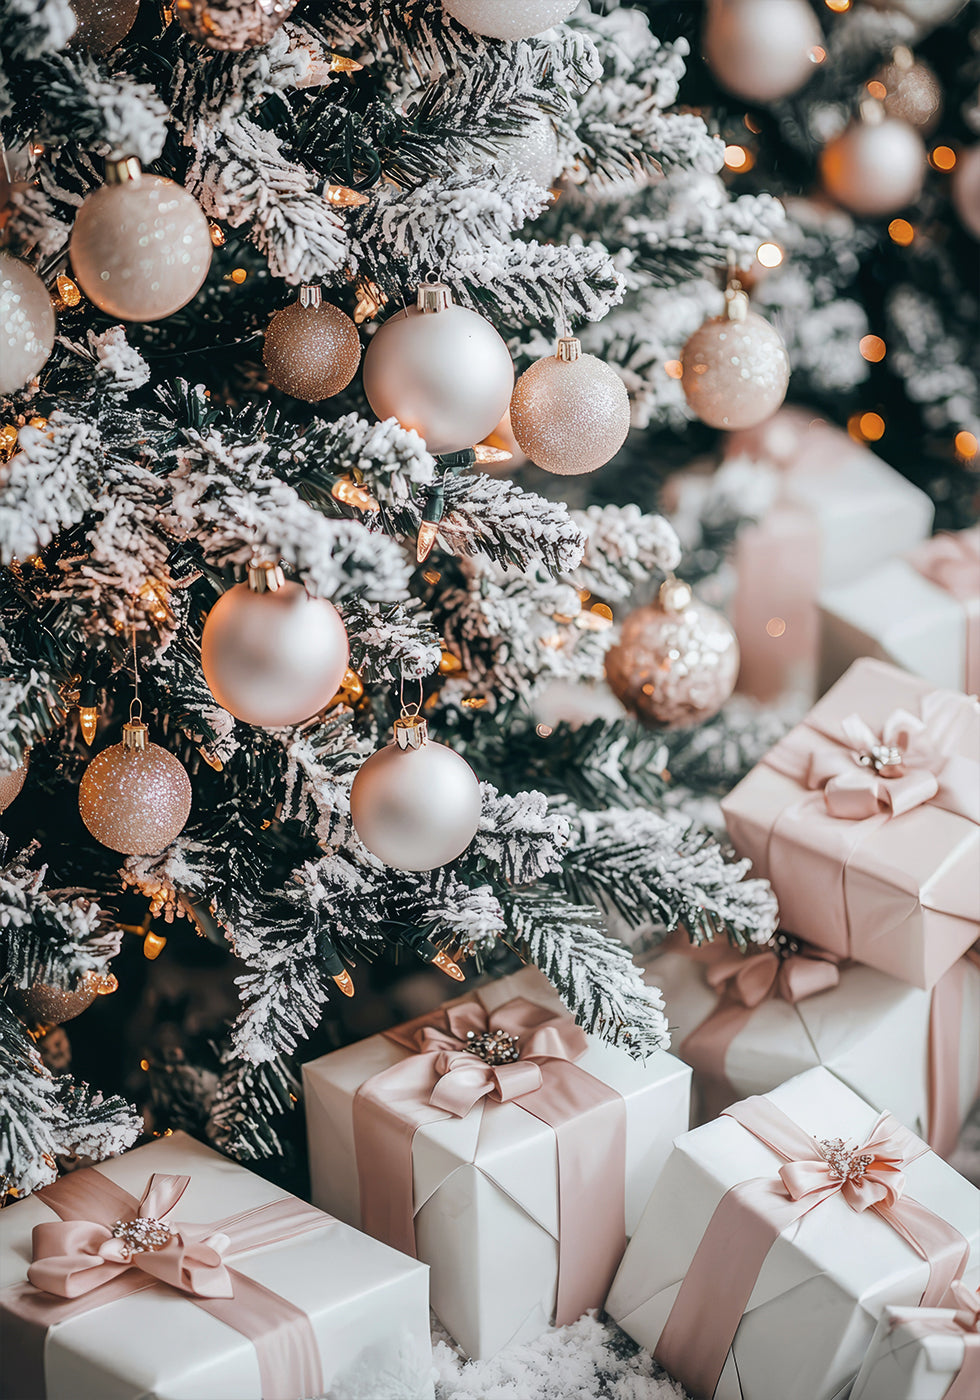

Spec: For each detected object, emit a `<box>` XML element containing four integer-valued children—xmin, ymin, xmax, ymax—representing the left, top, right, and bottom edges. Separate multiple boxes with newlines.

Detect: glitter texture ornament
<box><xmin>79</xmin><ymin>721</ymin><xmax>191</xmax><ymax>855</ymax></box>
<box><xmin>875</xmin><ymin>48</ymin><xmax>943</xmax><ymax>134</ymax></box>
<box><xmin>9</xmin><ymin>970</ymin><xmax>117</xmax><ymax>1027</ymax></box>
<box><xmin>495</xmin><ymin>115</ymin><xmax>560</xmax><ymax>188</ymax></box>
<box><xmin>69</xmin><ymin>159</ymin><xmax>212</xmax><ymax>322</ymax></box>
<box><xmin>702</xmin><ymin>0</ymin><xmax>822</xmax><ymax>105</ymax></box>
<box><xmin>70</xmin><ymin>0</ymin><xmax>139</xmax><ymax>55</ymax></box>
<box><xmin>0</xmin><ymin>254</ymin><xmax>55</xmax><ymax>395</ymax></box>
<box><xmin>819</xmin><ymin>105</ymin><xmax>925</xmax><ymax>219</ymax></box>
<box><xmin>605</xmin><ymin>578</ymin><xmax>740</xmax><ymax>730</ymax></box>
<box><xmin>0</xmin><ymin>755</ymin><xmax>28</xmax><ymax>812</ymax></box>
<box><xmin>350</xmin><ymin>711</ymin><xmax>482</xmax><ymax>872</ymax></box>
<box><xmin>681</xmin><ymin>288</ymin><xmax>789</xmax><ymax>431</ymax></box>
<box><xmin>510</xmin><ymin>336</ymin><xmax>630</xmax><ymax>476</ymax></box>
<box><xmin>201</xmin><ymin>561</ymin><xmax>350</xmax><ymax>728</ymax></box>
<box><xmin>952</xmin><ymin>145</ymin><xmax>980</xmax><ymax>241</ymax></box>
<box><xmin>175</xmin><ymin>0</ymin><xmax>298</xmax><ymax>49</ymax></box>
<box><xmin>442</xmin><ymin>0</ymin><xmax>578</xmax><ymax>42</ymax></box>
<box><xmin>362</xmin><ymin>282</ymin><xmax>514</xmax><ymax>456</ymax></box>
<box><xmin>263</xmin><ymin>285</ymin><xmax>361</xmax><ymax>401</ymax></box>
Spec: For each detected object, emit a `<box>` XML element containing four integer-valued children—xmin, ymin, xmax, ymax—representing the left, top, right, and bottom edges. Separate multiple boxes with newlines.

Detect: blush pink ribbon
<box><xmin>0</xmin><ymin>1167</ymin><xmax>331</xmax><ymax>1400</ymax></box>
<box><xmin>654</xmin><ymin>1098</ymin><xmax>970</xmax><ymax>1399</ymax></box>
<box><xmin>886</xmin><ymin>1282</ymin><xmax>980</xmax><ymax>1400</ymax></box>
<box><xmin>352</xmin><ymin>994</ymin><xmax>627</xmax><ymax>1328</ymax></box>
<box><xmin>928</xmin><ymin>947</ymin><xmax>980</xmax><ymax>1160</ymax></box>
<box><xmin>908</xmin><ymin>528</ymin><xmax>980</xmax><ymax>695</ymax></box>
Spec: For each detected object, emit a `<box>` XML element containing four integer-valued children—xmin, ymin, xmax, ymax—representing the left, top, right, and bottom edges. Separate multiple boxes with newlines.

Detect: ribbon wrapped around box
<box><xmin>820</xmin><ymin>527</ymin><xmax>980</xmax><ymax>698</ymax></box>
<box><xmin>850</xmin><ymin>1284</ymin><xmax>980</xmax><ymax>1400</ymax></box>
<box><xmin>640</xmin><ymin>935</ymin><xmax>980</xmax><ymax>1156</ymax></box>
<box><xmin>0</xmin><ymin>1131</ymin><xmax>434</xmax><ymax>1400</ymax></box>
<box><xmin>721</xmin><ymin>657</ymin><xmax>980</xmax><ymax>990</ymax></box>
<box><xmin>606</xmin><ymin>1066</ymin><xmax>980</xmax><ymax>1400</ymax></box>
<box><xmin>302</xmin><ymin>966</ymin><xmax>691</xmax><ymax>1359</ymax></box>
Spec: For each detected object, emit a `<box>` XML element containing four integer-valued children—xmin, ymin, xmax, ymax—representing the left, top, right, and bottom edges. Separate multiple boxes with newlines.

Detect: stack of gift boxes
<box><xmin>2</xmin><ymin>577</ymin><xmax>978</xmax><ymax>1397</ymax></box>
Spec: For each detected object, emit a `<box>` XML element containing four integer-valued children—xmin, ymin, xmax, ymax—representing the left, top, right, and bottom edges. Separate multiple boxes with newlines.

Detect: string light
<box><xmin>825</xmin><ymin>0</ymin><xmax>850</xmax><ymax>11</ymax></box>
<box><xmin>330</xmin><ymin>476</ymin><xmax>379</xmax><ymax>512</ymax></box>
<box><xmin>930</xmin><ymin>146</ymin><xmax>956</xmax><ymax>171</ymax></box>
<box><xmin>326</xmin><ymin>53</ymin><xmax>363</xmax><ymax>73</ymax></box>
<box><xmin>208</xmin><ymin>222</ymin><xmax>226</xmax><ymax>246</ymax></box>
<box><xmin>724</xmin><ymin>145</ymin><xmax>753</xmax><ymax>172</ymax></box>
<box><xmin>888</xmin><ymin>218</ymin><xmax>914</xmax><ymax>246</ymax></box>
<box><xmin>324</xmin><ymin>185</ymin><xmax>370</xmax><ymax>207</ymax></box>
<box><xmin>664</xmin><ymin>360</ymin><xmax>683</xmax><ymax>380</ymax></box>
<box><xmin>866</xmin><ymin>81</ymin><xmax>887</xmax><ymax>101</ymax></box>
<box><xmin>536</xmin><ymin>724</ymin><xmax>553</xmax><ymax>738</ymax></box>
<box><xmin>766</xmin><ymin>618</ymin><xmax>787</xmax><ymax>638</ymax></box>
<box><xmin>54</xmin><ymin>274</ymin><xmax>81</xmax><ymax>308</ymax></box>
<box><xmin>756</xmin><ymin>242</ymin><xmax>783</xmax><ymax>268</ymax></box>
<box><xmin>849</xmin><ymin>411</ymin><xmax>886</xmax><ymax>443</ymax></box>
<box><xmin>226</xmin><ymin>268</ymin><xmax>247</xmax><ymax>284</ymax></box>
<box><xmin>810</xmin><ymin>46</ymin><xmax>826</xmax><ymax>65</ymax></box>
<box><xmin>859</xmin><ymin>335</ymin><xmax>886</xmax><ymax>363</ymax></box>
<box><xmin>954</xmin><ymin>431</ymin><xmax>978</xmax><ymax>459</ymax></box>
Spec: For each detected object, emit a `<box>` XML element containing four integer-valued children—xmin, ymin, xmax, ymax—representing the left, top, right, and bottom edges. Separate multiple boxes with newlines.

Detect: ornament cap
<box><xmin>859</xmin><ymin>97</ymin><xmax>887</xmax><ymax>127</ymax></box>
<box><xmin>246</xmin><ymin>560</ymin><xmax>286</xmax><ymax>594</ymax></box>
<box><xmin>416</xmin><ymin>282</ymin><xmax>453</xmax><ymax>314</ymax></box>
<box><xmin>299</xmin><ymin>284</ymin><xmax>322</xmax><ymax>310</ymax></box>
<box><xmin>892</xmin><ymin>45</ymin><xmax>914</xmax><ymax>72</ymax></box>
<box><xmin>556</xmin><ymin>336</ymin><xmax>582</xmax><ymax>363</ymax></box>
<box><xmin>104</xmin><ymin>157</ymin><xmax>143</xmax><ymax>186</ymax></box>
<box><xmin>122</xmin><ymin>720</ymin><xmax>149</xmax><ymax>752</ymax></box>
<box><xmin>725</xmin><ymin>285</ymin><xmax>750</xmax><ymax>322</ymax></box>
<box><xmin>659</xmin><ymin>576</ymin><xmax>694</xmax><ymax>613</ymax></box>
<box><xmin>393</xmin><ymin>713</ymin><xmax>429</xmax><ymax>750</ymax></box>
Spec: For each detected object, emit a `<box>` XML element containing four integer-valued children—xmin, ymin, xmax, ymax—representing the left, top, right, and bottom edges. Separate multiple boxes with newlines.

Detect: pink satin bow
<box><xmin>807</xmin><ymin>708</ymin><xmax>943</xmax><ymax>820</ymax></box>
<box><xmin>705</xmin><ymin>943</ymin><xmax>841</xmax><ymax>1009</ymax></box>
<box><xmin>948</xmin><ymin>1280</ymin><xmax>980</xmax><ymax>1332</ymax></box>
<box><xmin>27</xmin><ymin>1174</ymin><xmax>234</xmax><ymax>1301</ymax></box>
<box><xmin>778</xmin><ymin>1123</ymin><xmax>907</xmax><ymax>1213</ymax></box>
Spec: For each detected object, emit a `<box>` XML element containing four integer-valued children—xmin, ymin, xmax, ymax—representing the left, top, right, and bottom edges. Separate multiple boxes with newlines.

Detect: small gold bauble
<box><xmin>0</xmin><ymin>754</ymin><xmax>28</xmax><ymax>812</ymax></box>
<box><xmin>875</xmin><ymin>52</ymin><xmax>943</xmax><ymax>135</ymax></box>
<box><xmin>175</xmin><ymin>0</ymin><xmax>298</xmax><ymax>50</ymax></box>
<box><xmin>79</xmin><ymin>723</ymin><xmax>192</xmax><ymax>855</ymax></box>
<box><xmin>509</xmin><ymin>338</ymin><xmax>630</xmax><ymax>476</ymax></box>
<box><xmin>69</xmin><ymin>0</ymin><xmax>140</xmax><ymax>55</ymax></box>
<box><xmin>9</xmin><ymin>970</ymin><xmax>115</xmax><ymax>1027</ymax></box>
<box><xmin>263</xmin><ymin>289</ymin><xmax>361</xmax><ymax>401</ymax></box>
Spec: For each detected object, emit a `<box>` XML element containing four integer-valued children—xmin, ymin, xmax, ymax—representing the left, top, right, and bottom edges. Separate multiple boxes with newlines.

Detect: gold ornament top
<box><xmin>246</xmin><ymin>560</ymin><xmax>286</xmax><ymax>593</ymax></box>
<box><xmin>104</xmin><ymin>157</ymin><xmax>143</xmax><ymax>185</ymax></box>
<box><xmin>298</xmin><ymin>284</ymin><xmax>322</xmax><ymax>309</ymax></box>
<box><xmin>724</xmin><ymin>285</ymin><xmax>749</xmax><ymax>323</ymax></box>
<box><xmin>122</xmin><ymin>720</ymin><xmax>148</xmax><ymax>752</ymax></box>
<box><xmin>393</xmin><ymin>713</ymin><xmax>429</xmax><ymax>750</ymax></box>
<box><xmin>658</xmin><ymin>576</ymin><xmax>694</xmax><ymax>613</ymax></box>
<box><xmin>556</xmin><ymin>336</ymin><xmax>582</xmax><ymax>362</ymax></box>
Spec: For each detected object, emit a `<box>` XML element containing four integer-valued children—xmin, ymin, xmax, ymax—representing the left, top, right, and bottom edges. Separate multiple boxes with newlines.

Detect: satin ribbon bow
<box><xmin>27</xmin><ymin>1174</ymin><xmax>234</xmax><ymax>1301</ymax></box>
<box><xmin>705</xmin><ymin>942</ymin><xmax>841</xmax><ymax>1008</ymax></box>
<box><xmin>396</xmin><ymin>999</ymin><xmax>589</xmax><ymax>1117</ymax></box>
<box><xmin>909</xmin><ymin>530</ymin><xmax>980</xmax><ymax>602</ymax></box>
<box><xmin>948</xmin><ymin>1280</ymin><xmax>980</xmax><ymax>1332</ymax></box>
<box><xmin>807</xmin><ymin>707</ymin><xmax>946</xmax><ymax>820</ymax></box>
<box><xmin>778</xmin><ymin>1123</ymin><xmax>907</xmax><ymax>1212</ymax></box>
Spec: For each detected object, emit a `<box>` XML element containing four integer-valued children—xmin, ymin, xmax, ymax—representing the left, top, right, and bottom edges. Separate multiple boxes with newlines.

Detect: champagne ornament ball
<box><xmin>702</xmin><ymin>0</ymin><xmax>822</xmax><ymax>104</ymax></box>
<box><xmin>350</xmin><ymin>712</ymin><xmax>482</xmax><ymax>872</ymax></box>
<box><xmin>263</xmin><ymin>286</ymin><xmax>361</xmax><ymax>401</ymax></box>
<box><xmin>442</xmin><ymin>0</ymin><xmax>578</xmax><ymax>42</ymax></box>
<box><xmin>201</xmin><ymin>562</ymin><xmax>350</xmax><ymax>728</ymax></box>
<box><xmin>605</xmin><ymin>578</ymin><xmax>740</xmax><ymax>730</ymax></box>
<box><xmin>70</xmin><ymin>0</ymin><xmax>140</xmax><ymax>55</ymax></box>
<box><xmin>819</xmin><ymin>106</ymin><xmax>925</xmax><ymax>218</ymax></box>
<box><xmin>865</xmin><ymin>0</ymin><xmax>966</xmax><ymax>25</ymax></box>
<box><xmin>69</xmin><ymin>159</ymin><xmax>212</xmax><ymax>321</ymax></box>
<box><xmin>175</xmin><ymin>0</ymin><xmax>298</xmax><ymax>49</ymax></box>
<box><xmin>510</xmin><ymin>337</ymin><xmax>630</xmax><ymax>476</ymax></box>
<box><xmin>952</xmin><ymin>145</ymin><xmax>980</xmax><ymax>241</ymax></box>
<box><xmin>681</xmin><ymin>289</ymin><xmax>789</xmax><ymax>431</ymax></box>
<box><xmin>79</xmin><ymin>721</ymin><xmax>192</xmax><ymax>855</ymax></box>
<box><xmin>0</xmin><ymin>254</ymin><xmax>55</xmax><ymax>395</ymax></box>
<box><xmin>875</xmin><ymin>49</ymin><xmax>942</xmax><ymax>135</ymax></box>
<box><xmin>363</xmin><ymin>282</ymin><xmax>514</xmax><ymax>456</ymax></box>
<box><xmin>0</xmin><ymin>755</ymin><xmax>28</xmax><ymax>812</ymax></box>
<box><xmin>9</xmin><ymin>970</ymin><xmax>116</xmax><ymax>1027</ymax></box>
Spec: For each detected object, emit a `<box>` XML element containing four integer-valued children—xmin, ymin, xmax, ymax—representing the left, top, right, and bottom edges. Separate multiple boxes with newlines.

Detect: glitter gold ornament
<box><xmin>0</xmin><ymin>253</ymin><xmax>55</xmax><ymax>395</ymax></box>
<box><xmin>509</xmin><ymin>336</ymin><xmax>630</xmax><ymax>476</ymax></box>
<box><xmin>79</xmin><ymin>720</ymin><xmax>192</xmax><ymax>855</ymax></box>
<box><xmin>263</xmin><ymin>285</ymin><xmax>361</xmax><ymax>401</ymax></box>
<box><xmin>362</xmin><ymin>282</ymin><xmax>514</xmax><ymax>457</ymax></box>
<box><xmin>605</xmin><ymin>578</ymin><xmax>740</xmax><ymax>730</ymax></box>
<box><xmin>9</xmin><ymin>970</ymin><xmax>115</xmax><ymax>1026</ymax></box>
<box><xmin>175</xmin><ymin>0</ymin><xmax>298</xmax><ymax>49</ymax></box>
<box><xmin>952</xmin><ymin>145</ymin><xmax>980</xmax><ymax>241</ymax></box>
<box><xmin>201</xmin><ymin>561</ymin><xmax>350</xmax><ymax>728</ymax></box>
<box><xmin>0</xmin><ymin>754</ymin><xmax>28</xmax><ymax>812</ymax></box>
<box><xmin>69</xmin><ymin>0</ymin><xmax>140</xmax><ymax>55</ymax></box>
<box><xmin>350</xmin><ymin>710</ymin><xmax>482</xmax><ymax>872</ymax></box>
<box><xmin>819</xmin><ymin>104</ymin><xmax>925</xmax><ymax>219</ymax></box>
<box><xmin>702</xmin><ymin>0</ymin><xmax>822</xmax><ymax>105</ymax></box>
<box><xmin>441</xmin><ymin>0</ymin><xmax>578</xmax><ymax>41</ymax></box>
<box><xmin>69</xmin><ymin>159</ymin><xmax>212</xmax><ymax>322</ymax></box>
<box><xmin>680</xmin><ymin>287</ymin><xmax>789</xmax><ymax>431</ymax></box>
<box><xmin>875</xmin><ymin>48</ymin><xmax>943</xmax><ymax>135</ymax></box>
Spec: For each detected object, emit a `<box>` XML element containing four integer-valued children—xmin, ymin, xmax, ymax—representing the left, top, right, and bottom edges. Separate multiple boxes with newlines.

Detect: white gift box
<box><xmin>302</xmin><ymin>965</ymin><xmax>692</xmax><ymax>1360</ymax></box>
<box><xmin>0</xmin><ymin>1131</ymin><xmax>433</xmax><ymax>1400</ymax></box>
<box><xmin>606</xmin><ymin>1066</ymin><xmax>980</xmax><ymax>1400</ymax></box>
<box><xmin>850</xmin><ymin>1305</ymin><xmax>978</xmax><ymax>1400</ymax></box>
<box><xmin>641</xmin><ymin>944</ymin><xmax>980</xmax><ymax>1146</ymax></box>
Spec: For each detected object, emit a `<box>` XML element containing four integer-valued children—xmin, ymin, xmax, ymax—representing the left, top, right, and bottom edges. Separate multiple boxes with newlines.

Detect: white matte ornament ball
<box><xmin>820</xmin><ymin>115</ymin><xmax>925</xmax><ymax>218</ymax></box>
<box><xmin>263</xmin><ymin>292</ymin><xmax>361</xmax><ymax>401</ymax></box>
<box><xmin>363</xmin><ymin>287</ymin><xmax>514</xmax><ymax>456</ymax></box>
<box><xmin>0</xmin><ymin>755</ymin><xmax>28</xmax><ymax>812</ymax></box>
<box><xmin>70</xmin><ymin>173</ymin><xmax>212</xmax><ymax>321</ymax></box>
<box><xmin>952</xmin><ymin>145</ymin><xmax>980</xmax><ymax>241</ymax></box>
<box><xmin>201</xmin><ymin>575</ymin><xmax>350</xmax><ymax>728</ymax></box>
<box><xmin>510</xmin><ymin>339</ymin><xmax>630</xmax><ymax>476</ymax></box>
<box><xmin>703</xmin><ymin>0</ymin><xmax>822</xmax><ymax>104</ymax></box>
<box><xmin>0</xmin><ymin>255</ymin><xmax>55</xmax><ymax>395</ymax></box>
<box><xmin>681</xmin><ymin>308</ymin><xmax>789</xmax><ymax>431</ymax></box>
<box><xmin>442</xmin><ymin>0</ymin><xmax>578</xmax><ymax>41</ymax></box>
<box><xmin>79</xmin><ymin>729</ymin><xmax>191</xmax><ymax>855</ymax></box>
<box><xmin>350</xmin><ymin>732</ymin><xmax>482</xmax><ymax>872</ymax></box>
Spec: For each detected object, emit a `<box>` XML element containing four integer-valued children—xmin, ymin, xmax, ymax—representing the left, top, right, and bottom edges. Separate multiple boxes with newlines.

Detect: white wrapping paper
<box><xmin>850</xmin><ymin>1306</ymin><xmax>975</xmax><ymax>1400</ymax></box>
<box><xmin>0</xmin><ymin>1131</ymin><xmax>434</xmax><ymax>1400</ymax></box>
<box><xmin>606</xmin><ymin>1066</ymin><xmax>980</xmax><ymax>1400</ymax></box>
<box><xmin>302</xmin><ymin>965</ymin><xmax>692</xmax><ymax>1360</ymax></box>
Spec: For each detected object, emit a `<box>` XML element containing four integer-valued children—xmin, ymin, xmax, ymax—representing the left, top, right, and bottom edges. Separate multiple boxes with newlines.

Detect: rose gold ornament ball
<box><xmin>263</xmin><ymin>299</ymin><xmax>361</xmax><ymax>401</ymax></box>
<box><xmin>70</xmin><ymin>176</ymin><xmax>212</xmax><ymax>322</ymax></box>
<box><xmin>681</xmin><ymin>311</ymin><xmax>789</xmax><ymax>431</ymax></box>
<box><xmin>820</xmin><ymin>116</ymin><xmax>925</xmax><ymax>218</ymax></box>
<box><xmin>702</xmin><ymin>0</ymin><xmax>822</xmax><ymax>104</ymax></box>
<box><xmin>350</xmin><ymin>739</ymin><xmax>482</xmax><ymax>872</ymax></box>
<box><xmin>875</xmin><ymin>55</ymin><xmax>943</xmax><ymax>134</ymax></box>
<box><xmin>0</xmin><ymin>254</ymin><xmax>55</xmax><ymax>396</ymax></box>
<box><xmin>70</xmin><ymin>0</ymin><xmax>140</xmax><ymax>54</ymax></box>
<box><xmin>9</xmin><ymin>973</ymin><xmax>104</xmax><ymax>1026</ymax></box>
<box><xmin>175</xmin><ymin>0</ymin><xmax>298</xmax><ymax>49</ymax></box>
<box><xmin>510</xmin><ymin>346</ymin><xmax>630</xmax><ymax>476</ymax></box>
<box><xmin>0</xmin><ymin>755</ymin><xmax>28</xmax><ymax>812</ymax></box>
<box><xmin>79</xmin><ymin>739</ymin><xmax>192</xmax><ymax>855</ymax></box>
<box><xmin>605</xmin><ymin>580</ymin><xmax>740</xmax><ymax>730</ymax></box>
<box><xmin>952</xmin><ymin>145</ymin><xmax>980</xmax><ymax>241</ymax></box>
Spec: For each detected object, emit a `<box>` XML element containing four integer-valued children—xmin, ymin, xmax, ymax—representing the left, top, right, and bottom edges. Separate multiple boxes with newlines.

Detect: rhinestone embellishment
<box><xmin>465</xmin><ymin>1028</ymin><xmax>521</xmax><ymax>1065</ymax></box>
<box><xmin>819</xmin><ymin>1138</ymin><xmax>875</xmax><ymax>1184</ymax></box>
<box><xmin>858</xmin><ymin>743</ymin><xmax>905</xmax><ymax>777</ymax></box>
<box><xmin>110</xmin><ymin>1217</ymin><xmax>172</xmax><ymax>1254</ymax></box>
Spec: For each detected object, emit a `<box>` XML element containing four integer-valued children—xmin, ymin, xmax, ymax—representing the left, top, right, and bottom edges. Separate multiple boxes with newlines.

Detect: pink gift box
<box><xmin>721</xmin><ymin>658</ymin><xmax>980</xmax><ymax>989</ymax></box>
